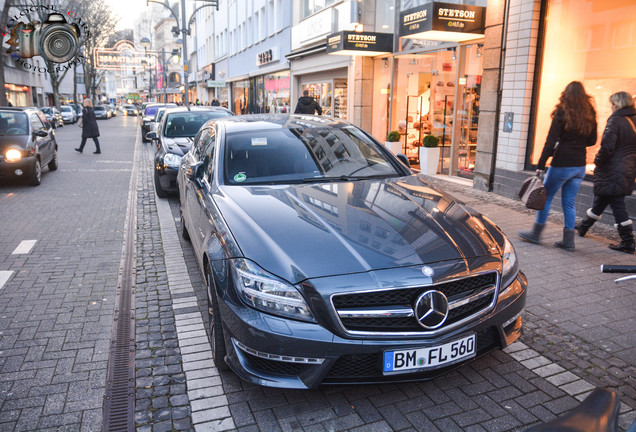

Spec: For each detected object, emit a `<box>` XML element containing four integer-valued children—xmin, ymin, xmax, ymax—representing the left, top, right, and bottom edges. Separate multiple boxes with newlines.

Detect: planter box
<box><xmin>419</xmin><ymin>146</ymin><xmax>440</xmax><ymax>175</ymax></box>
<box><xmin>385</xmin><ymin>141</ymin><xmax>403</xmax><ymax>155</ymax></box>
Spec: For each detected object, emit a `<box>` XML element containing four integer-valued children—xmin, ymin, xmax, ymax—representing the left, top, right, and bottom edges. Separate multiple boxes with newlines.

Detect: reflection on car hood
<box><xmin>0</xmin><ymin>135</ymin><xmax>29</xmax><ymax>151</ymax></box>
<box><xmin>163</xmin><ymin>137</ymin><xmax>193</xmax><ymax>156</ymax></box>
<box><xmin>215</xmin><ymin>175</ymin><xmax>500</xmax><ymax>283</ymax></box>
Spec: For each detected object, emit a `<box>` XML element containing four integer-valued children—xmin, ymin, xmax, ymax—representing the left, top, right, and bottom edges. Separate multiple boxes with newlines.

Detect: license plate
<box><xmin>383</xmin><ymin>334</ymin><xmax>476</xmax><ymax>373</ymax></box>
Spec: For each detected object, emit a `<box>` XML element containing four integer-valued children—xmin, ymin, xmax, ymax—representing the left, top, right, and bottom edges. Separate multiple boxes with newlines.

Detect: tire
<box><xmin>28</xmin><ymin>158</ymin><xmax>41</xmax><ymax>186</ymax></box>
<box><xmin>154</xmin><ymin>170</ymin><xmax>168</xmax><ymax>198</ymax></box>
<box><xmin>179</xmin><ymin>207</ymin><xmax>190</xmax><ymax>241</ymax></box>
<box><xmin>47</xmin><ymin>152</ymin><xmax>58</xmax><ymax>171</ymax></box>
<box><xmin>206</xmin><ymin>265</ymin><xmax>228</xmax><ymax>370</ymax></box>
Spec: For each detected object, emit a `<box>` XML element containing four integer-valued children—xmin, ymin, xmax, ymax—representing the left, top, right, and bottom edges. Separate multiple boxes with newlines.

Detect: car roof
<box><xmin>215</xmin><ymin>114</ymin><xmax>348</xmax><ymax>134</ymax></box>
<box><xmin>163</xmin><ymin>106</ymin><xmax>233</xmax><ymax>116</ymax></box>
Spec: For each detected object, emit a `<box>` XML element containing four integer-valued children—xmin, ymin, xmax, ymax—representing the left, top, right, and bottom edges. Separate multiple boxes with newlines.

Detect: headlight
<box><xmin>230</xmin><ymin>259</ymin><xmax>316</xmax><ymax>323</ymax></box>
<box><xmin>501</xmin><ymin>235</ymin><xmax>518</xmax><ymax>284</ymax></box>
<box><xmin>163</xmin><ymin>153</ymin><xmax>182</xmax><ymax>168</ymax></box>
<box><xmin>5</xmin><ymin>149</ymin><xmax>22</xmax><ymax>162</ymax></box>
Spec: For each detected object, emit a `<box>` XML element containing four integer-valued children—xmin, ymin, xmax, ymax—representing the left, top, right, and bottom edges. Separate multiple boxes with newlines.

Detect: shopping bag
<box><xmin>518</xmin><ymin>174</ymin><xmax>547</xmax><ymax>211</ymax></box>
<box><xmin>77</xmin><ymin>116</ymin><xmax>83</xmax><ymax>128</ymax></box>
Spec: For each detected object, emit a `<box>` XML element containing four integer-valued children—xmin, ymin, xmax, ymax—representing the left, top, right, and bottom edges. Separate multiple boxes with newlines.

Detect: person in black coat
<box><xmin>294</xmin><ymin>90</ymin><xmax>322</xmax><ymax>115</ymax></box>
<box><xmin>518</xmin><ymin>81</ymin><xmax>597</xmax><ymax>251</ymax></box>
<box><xmin>75</xmin><ymin>99</ymin><xmax>101</xmax><ymax>154</ymax></box>
<box><xmin>576</xmin><ymin>91</ymin><xmax>636</xmax><ymax>253</ymax></box>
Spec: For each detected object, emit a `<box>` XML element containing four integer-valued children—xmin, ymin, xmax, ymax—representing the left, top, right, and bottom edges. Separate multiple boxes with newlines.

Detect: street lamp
<box><xmin>140</xmin><ymin>37</ymin><xmax>153</xmax><ymax>102</ymax></box>
<box><xmin>146</xmin><ymin>0</ymin><xmax>219</xmax><ymax>107</ymax></box>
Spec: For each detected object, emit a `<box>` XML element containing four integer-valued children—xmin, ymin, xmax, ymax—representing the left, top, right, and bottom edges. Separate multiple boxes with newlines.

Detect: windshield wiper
<box><xmin>302</xmin><ymin>173</ymin><xmax>396</xmax><ymax>183</ymax></box>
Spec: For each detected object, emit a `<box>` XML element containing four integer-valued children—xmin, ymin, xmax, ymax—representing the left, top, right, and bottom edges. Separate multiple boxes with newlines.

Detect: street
<box><xmin>0</xmin><ymin>117</ymin><xmax>635</xmax><ymax>431</ymax></box>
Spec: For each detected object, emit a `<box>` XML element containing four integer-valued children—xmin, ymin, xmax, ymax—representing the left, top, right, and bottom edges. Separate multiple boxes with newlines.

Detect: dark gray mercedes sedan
<box><xmin>177</xmin><ymin>114</ymin><xmax>526</xmax><ymax>389</ymax></box>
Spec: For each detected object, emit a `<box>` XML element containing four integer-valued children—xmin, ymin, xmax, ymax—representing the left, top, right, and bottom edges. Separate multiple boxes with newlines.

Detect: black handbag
<box><xmin>518</xmin><ymin>173</ymin><xmax>547</xmax><ymax>211</ymax></box>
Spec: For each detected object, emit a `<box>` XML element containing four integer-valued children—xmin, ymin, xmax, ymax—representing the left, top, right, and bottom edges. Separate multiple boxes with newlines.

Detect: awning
<box><xmin>400</xmin><ymin>1</ymin><xmax>486</xmax><ymax>43</ymax></box>
<box><xmin>326</xmin><ymin>31</ymin><xmax>393</xmax><ymax>56</ymax></box>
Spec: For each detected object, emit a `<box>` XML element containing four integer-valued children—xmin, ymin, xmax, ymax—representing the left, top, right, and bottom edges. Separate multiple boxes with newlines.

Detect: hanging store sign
<box><xmin>326</xmin><ymin>31</ymin><xmax>393</xmax><ymax>56</ymax></box>
<box><xmin>95</xmin><ymin>40</ymin><xmax>153</xmax><ymax>71</ymax></box>
<box><xmin>400</xmin><ymin>2</ymin><xmax>485</xmax><ymax>43</ymax></box>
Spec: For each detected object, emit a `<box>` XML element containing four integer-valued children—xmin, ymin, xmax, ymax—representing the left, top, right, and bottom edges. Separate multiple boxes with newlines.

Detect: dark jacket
<box><xmin>81</xmin><ymin>107</ymin><xmax>100</xmax><ymax>139</ymax></box>
<box><xmin>593</xmin><ymin>107</ymin><xmax>636</xmax><ymax>196</ymax></box>
<box><xmin>294</xmin><ymin>96</ymin><xmax>322</xmax><ymax>115</ymax></box>
<box><xmin>537</xmin><ymin>109</ymin><xmax>597</xmax><ymax>170</ymax></box>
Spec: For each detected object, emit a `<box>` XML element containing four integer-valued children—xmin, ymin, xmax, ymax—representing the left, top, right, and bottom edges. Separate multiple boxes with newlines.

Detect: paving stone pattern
<box><xmin>0</xmin><ymin>119</ymin><xmax>134</xmax><ymax>431</ymax></box>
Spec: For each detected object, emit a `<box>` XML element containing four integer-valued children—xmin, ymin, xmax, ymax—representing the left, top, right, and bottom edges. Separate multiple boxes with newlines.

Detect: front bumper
<box><xmin>154</xmin><ymin>157</ymin><xmax>179</xmax><ymax>193</ymax></box>
<box><xmin>219</xmin><ymin>271</ymin><xmax>527</xmax><ymax>389</ymax></box>
<box><xmin>0</xmin><ymin>155</ymin><xmax>37</xmax><ymax>179</ymax></box>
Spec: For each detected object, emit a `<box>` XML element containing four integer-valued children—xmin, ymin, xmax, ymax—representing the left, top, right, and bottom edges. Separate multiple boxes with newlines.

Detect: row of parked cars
<box><xmin>140</xmin><ymin>103</ymin><xmax>527</xmax><ymax>390</ymax></box>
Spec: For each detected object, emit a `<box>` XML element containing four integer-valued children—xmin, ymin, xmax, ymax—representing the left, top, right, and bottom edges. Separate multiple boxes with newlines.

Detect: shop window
<box><xmin>302</xmin><ymin>0</ymin><xmax>337</xmax><ymax>19</ymax></box>
<box><xmin>531</xmin><ymin>0</ymin><xmax>636</xmax><ymax>175</ymax></box>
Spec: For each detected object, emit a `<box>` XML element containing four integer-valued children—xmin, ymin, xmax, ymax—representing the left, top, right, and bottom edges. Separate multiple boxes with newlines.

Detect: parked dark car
<box><xmin>141</xmin><ymin>103</ymin><xmax>176</xmax><ymax>142</ymax></box>
<box><xmin>94</xmin><ymin>105</ymin><xmax>109</xmax><ymax>120</ymax></box>
<box><xmin>39</xmin><ymin>107</ymin><xmax>63</xmax><ymax>128</ymax></box>
<box><xmin>0</xmin><ymin>107</ymin><xmax>58</xmax><ymax>185</ymax></box>
<box><xmin>176</xmin><ymin>114</ymin><xmax>526</xmax><ymax>389</ymax></box>
<box><xmin>149</xmin><ymin>106</ymin><xmax>233</xmax><ymax>197</ymax></box>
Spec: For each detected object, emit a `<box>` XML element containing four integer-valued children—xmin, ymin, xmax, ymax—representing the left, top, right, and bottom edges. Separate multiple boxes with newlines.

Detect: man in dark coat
<box><xmin>294</xmin><ymin>90</ymin><xmax>322</xmax><ymax>115</ymax></box>
<box><xmin>75</xmin><ymin>99</ymin><xmax>101</xmax><ymax>154</ymax></box>
<box><xmin>576</xmin><ymin>91</ymin><xmax>636</xmax><ymax>253</ymax></box>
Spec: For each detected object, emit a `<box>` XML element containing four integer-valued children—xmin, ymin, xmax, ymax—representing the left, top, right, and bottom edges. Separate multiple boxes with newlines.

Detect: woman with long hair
<box><xmin>575</xmin><ymin>91</ymin><xmax>636</xmax><ymax>253</ymax></box>
<box><xmin>75</xmin><ymin>98</ymin><xmax>101</xmax><ymax>154</ymax></box>
<box><xmin>518</xmin><ymin>81</ymin><xmax>597</xmax><ymax>251</ymax></box>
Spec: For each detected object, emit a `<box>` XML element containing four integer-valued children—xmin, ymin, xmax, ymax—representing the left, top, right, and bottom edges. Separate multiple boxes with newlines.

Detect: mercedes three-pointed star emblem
<box><xmin>414</xmin><ymin>290</ymin><xmax>449</xmax><ymax>329</ymax></box>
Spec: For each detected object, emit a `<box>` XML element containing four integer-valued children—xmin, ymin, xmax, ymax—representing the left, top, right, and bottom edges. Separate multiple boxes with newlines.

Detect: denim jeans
<box><xmin>536</xmin><ymin>166</ymin><xmax>586</xmax><ymax>229</ymax></box>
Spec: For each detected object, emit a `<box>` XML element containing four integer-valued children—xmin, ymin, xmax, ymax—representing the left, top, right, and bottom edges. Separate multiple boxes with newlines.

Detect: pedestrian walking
<box><xmin>75</xmin><ymin>99</ymin><xmax>101</xmax><ymax>154</ymax></box>
<box><xmin>294</xmin><ymin>90</ymin><xmax>322</xmax><ymax>115</ymax></box>
<box><xmin>575</xmin><ymin>91</ymin><xmax>636</xmax><ymax>253</ymax></box>
<box><xmin>518</xmin><ymin>81</ymin><xmax>598</xmax><ymax>251</ymax></box>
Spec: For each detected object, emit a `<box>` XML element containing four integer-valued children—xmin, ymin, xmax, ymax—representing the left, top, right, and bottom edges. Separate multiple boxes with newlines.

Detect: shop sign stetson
<box><xmin>326</xmin><ymin>31</ymin><xmax>393</xmax><ymax>56</ymax></box>
<box><xmin>400</xmin><ymin>2</ymin><xmax>486</xmax><ymax>43</ymax></box>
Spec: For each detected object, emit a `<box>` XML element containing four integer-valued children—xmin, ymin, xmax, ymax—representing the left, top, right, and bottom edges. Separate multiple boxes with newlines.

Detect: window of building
<box><xmin>302</xmin><ymin>0</ymin><xmax>338</xmax><ymax>19</ymax></box>
<box><xmin>531</xmin><ymin>0</ymin><xmax>636</xmax><ymax>174</ymax></box>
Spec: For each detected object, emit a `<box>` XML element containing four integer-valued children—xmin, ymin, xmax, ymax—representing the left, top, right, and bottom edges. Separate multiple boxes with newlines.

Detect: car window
<box><xmin>61</xmin><ymin>106</ymin><xmax>72</xmax><ymax>113</ymax></box>
<box><xmin>30</xmin><ymin>113</ymin><xmax>44</xmax><ymax>131</ymax></box>
<box><xmin>37</xmin><ymin>112</ymin><xmax>51</xmax><ymax>129</ymax></box>
<box><xmin>163</xmin><ymin>111</ymin><xmax>231</xmax><ymax>138</ymax></box>
<box><xmin>155</xmin><ymin>109</ymin><xmax>166</xmax><ymax>122</ymax></box>
<box><xmin>0</xmin><ymin>112</ymin><xmax>28</xmax><ymax>135</ymax></box>
<box><xmin>145</xmin><ymin>106</ymin><xmax>160</xmax><ymax>116</ymax></box>
<box><xmin>41</xmin><ymin>108</ymin><xmax>52</xmax><ymax>114</ymax></box>
<box><xmin>192</xmin><ymin>129</ymin><xmax>208</xmax><ymax>159</ymax></box>
<box><xmin>201</xmin><ymin>127</ymin><xmax>217</xmax><ymax>181</ymax></box>
<box><xmin>224</xmin><ymin>126</ymin><xmax>400</xmax><ymax>185</ymax></box>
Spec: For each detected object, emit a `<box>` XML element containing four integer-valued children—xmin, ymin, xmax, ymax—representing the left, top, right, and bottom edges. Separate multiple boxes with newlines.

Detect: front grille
<box><xmin>323</xmin><ymin>327</ymin><xmax>500</xmax><ymax>383</ymax></box>
<box><xmin>332</xmin><ymin>272</ymin><xmax>498</xmax><ymax>334</ymax></box>
<box><xmin>243</xmin><ymin>352</ymin><xmax>311</xmax><ymax>376</ymax></box>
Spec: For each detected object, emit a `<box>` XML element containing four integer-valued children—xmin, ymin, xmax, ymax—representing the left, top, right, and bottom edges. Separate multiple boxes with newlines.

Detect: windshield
<box><xmin>95</xmin><ymin>106</ymin><xmax>105</xmax><ymax>112</ymax></box>
<box><xmin>163</xmin><ymin>111</ymin><xmax>232</xmax><ymax>138</ymax></box>
<box><xmin>155</xmin><ymin>108</ymin><xmax>166</xmax><ymax>122</ymax></box>
<box><xmin>61</xmin><ymin>106</ymin><xmax>72</xmax><ymax>112</ymax></box>
<box><xmin>41</xmin><ymin>108</ymin><xmax>52</xmax><ymax>114</ymax></box>
<box><xmin>0</xmin><ymin>112</ymin><xmax>28</xmax><ymax>135</ymax></box>
<box><xmin>144</xmin><ymin>106</ymin><xmax>159</xmax><ymax>116</ymax></box>
<box><xmin>224</xmin><ymin>125</ymin><xmax>401</xmax><ymax>185</ymax></box>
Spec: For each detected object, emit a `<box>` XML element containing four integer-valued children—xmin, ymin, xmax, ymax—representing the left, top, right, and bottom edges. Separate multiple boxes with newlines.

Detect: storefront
<box><xmin>528</xmin><ymin>0</ymin><xmax>636</xmax><ymax>176</ymax></box>
<box><xmin>5</xmin><ymin>83</ymin><xmax>32</xmax><ymax>107</ymax></box>
<box><xmin>230</xmin><ymin>71</ymin><xmax>291</xmax><ymax>115</ymax></box>
<box><xmin>368</xmin><ymin>2</ymin><xmax>486</xmax><ymax>179</ymax></box>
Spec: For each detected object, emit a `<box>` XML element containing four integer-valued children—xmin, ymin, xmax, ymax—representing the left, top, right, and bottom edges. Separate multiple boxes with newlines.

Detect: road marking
<box><xmin>0</xmin><ymin>271</ymin><xmax>14</xmax><ymax>290</ymax></box>
<box><xmin>12</xmin><ymin>240</ymin><xmax>37</xmax><ymax>255</ymax></box>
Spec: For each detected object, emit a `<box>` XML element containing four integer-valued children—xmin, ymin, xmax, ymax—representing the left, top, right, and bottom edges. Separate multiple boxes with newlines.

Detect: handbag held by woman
<box><xmin>518</xmin><ymin>173</ymin><xmax>547</xmax><ymax>211</ymax></box>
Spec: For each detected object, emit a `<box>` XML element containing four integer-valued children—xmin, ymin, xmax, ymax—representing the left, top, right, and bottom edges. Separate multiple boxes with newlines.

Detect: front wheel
<box><xmin>48</xmin><ymin>152</ymin><xmax>58</xmax><ymax>171</ymax></box>
<box><xmin>28</xmin><ymin>159</ymin><xmax>41</xmax><ymax>186</ymax></box>
<box><xmin>179</xmin><ymin>207</ymin><xmax>190</xmax><ymax>241</ymax></box>
<box><xmin>206</xmin><ymin>267</ymin><xmax>228</xmax><ymax>370</ymax></box>
<box><xmin>154</xmin><ymin>170</ymin><xmax>168</xmax><ymax>198</ymax></box>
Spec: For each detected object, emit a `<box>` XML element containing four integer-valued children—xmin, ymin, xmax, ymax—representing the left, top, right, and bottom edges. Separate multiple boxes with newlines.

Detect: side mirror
<box><xmin>35</xmin><ymin>130</ymin><xmax>48</xmax><ymax>137</ymax></box>
<box><xmin>185</xmin><ymin>161</ymin><xmax>204</xmax><ymax>183</ymax></box>
<box><xmin>396</xmin><ymin>153</ymin><xmax>411</xmax><ymax>168</ymax></box>
<box><xmin>145</xmin><ymin>131</ymin><xmax>157</xmax><ymax>141</ymax></box>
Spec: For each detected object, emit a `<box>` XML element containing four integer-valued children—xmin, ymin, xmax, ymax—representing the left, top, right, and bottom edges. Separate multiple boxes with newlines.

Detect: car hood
<box><xmin>163</xmin><ymin>137</ymin><xmax>193</xmax><ymax>156</ymax></box>
<box><xmin>0</xmin><ymin>135</ymin><xmax>29</xmax><ymax>151</ymax></box>
<box><xmin>214</xmin><ymin>175</ymin><xmax>501</xmax><ymax>283</ymax></box>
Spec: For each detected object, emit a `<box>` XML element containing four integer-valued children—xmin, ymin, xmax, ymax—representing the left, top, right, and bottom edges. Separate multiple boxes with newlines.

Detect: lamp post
<box><xmin>146</xmin><ymin>0</ymin><xmax>219</xmax><ymax>107</ymax></box>
<box><xmin>140</xmin><ymin>37</ymin><xmax>153</xmax><ymax>102</ymax></box>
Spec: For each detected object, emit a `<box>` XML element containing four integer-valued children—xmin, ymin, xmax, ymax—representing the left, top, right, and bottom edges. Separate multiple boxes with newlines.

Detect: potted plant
<box><xmin>385</xmin><ymin>130</ymin><xmax>402</xmax><ymax>155</ymax></box>
<box><xmin>419</xmin><ymin>134</ymin><xmax>440</xmax><ymax>175</ymax></box>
